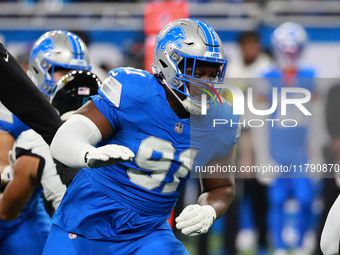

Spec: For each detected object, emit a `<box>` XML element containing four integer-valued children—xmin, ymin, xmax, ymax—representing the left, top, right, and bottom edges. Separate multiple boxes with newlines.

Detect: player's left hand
<box><xmin>175</xmin><ymin>204</ymin><xmax>216</xmax><ymax>236</ymax></box>
<box><xmin>1</xmin><ymin>165</ymin><xmax>14</xmax><ymax>183</ymax></box>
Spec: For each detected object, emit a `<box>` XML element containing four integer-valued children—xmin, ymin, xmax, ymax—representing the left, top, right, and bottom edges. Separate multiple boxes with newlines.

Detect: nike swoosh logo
<box><xmin>4</xmin><ymin>52</ymin><xmax>9</xmax><ymax>62</ymax></box>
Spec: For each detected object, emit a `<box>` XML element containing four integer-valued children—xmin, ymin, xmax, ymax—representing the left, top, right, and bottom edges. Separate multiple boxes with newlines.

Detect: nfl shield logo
<box><xmin>68</xmin><ymin>233</ymin><xmax>77</xmax><ymax>239</ymax></box>
<box><xmin>175</xmin><ymin>123</ymin><xmax>183</xmax><ymax>134</ymax></box>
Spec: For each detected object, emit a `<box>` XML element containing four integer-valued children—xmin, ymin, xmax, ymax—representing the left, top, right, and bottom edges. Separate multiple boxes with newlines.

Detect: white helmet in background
<box><xmin>28</xmin><ymin>30</ymin><xmax>91</xmax><ymax>97</ymax></box>
<box><xmin>153</xmin><ymin>18</ymin><xmax>227</xmax><ymax>115</ymax></box>
<box><xmin>271</xmin><ymin>22</ymin><xmax>307</xmax><ymax>69</ymax></box>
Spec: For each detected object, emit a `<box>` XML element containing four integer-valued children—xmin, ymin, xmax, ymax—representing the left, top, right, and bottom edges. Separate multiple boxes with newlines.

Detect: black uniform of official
<box><xmin>0</xmin><ymin>43</ymin><xmax>62</xmax><ymax>145</ymax></box>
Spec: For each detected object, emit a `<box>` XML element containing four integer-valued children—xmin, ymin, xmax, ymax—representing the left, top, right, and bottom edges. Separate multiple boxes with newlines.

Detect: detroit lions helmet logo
<box><xmin>30</xmin><ymin>38</ymin><xmax>54</xmax><ymax>63</ymax></box>
<box><xmin>156</xmin><ymin>26</ymin><xmax>186</xmax><ymax>56</ymax></box>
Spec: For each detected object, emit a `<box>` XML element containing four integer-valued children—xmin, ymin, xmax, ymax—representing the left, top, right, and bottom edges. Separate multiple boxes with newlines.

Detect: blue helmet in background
<box><xmin>28</xmin><ymin>30</ymin><xmax>91</xmax><ymax>97</ymax></box>
<box><xmin>271</xmin><ymin>22</ymin><xmax>307</xmax><ymax>69</ymax></box>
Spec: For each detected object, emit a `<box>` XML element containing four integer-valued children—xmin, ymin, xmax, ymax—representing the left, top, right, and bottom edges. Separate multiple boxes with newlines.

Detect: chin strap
<box><xmin>181</xmin><ymin>97</ymin><xmax>203</xmax><ymax>115</ymax></box>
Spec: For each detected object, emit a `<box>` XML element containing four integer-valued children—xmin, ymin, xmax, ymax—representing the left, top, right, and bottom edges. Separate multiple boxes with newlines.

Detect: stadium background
<box><xmin>1</xmin><ymin>1</ymin><xmax>340</xmax><ymax>254</ymax></box>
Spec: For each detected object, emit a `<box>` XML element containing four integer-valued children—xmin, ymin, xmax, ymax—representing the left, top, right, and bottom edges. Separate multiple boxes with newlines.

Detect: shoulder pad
<box><xmin>100</xmin><ymin>67</ymin><xmax>153</xmax><ymax>107</ymax></box>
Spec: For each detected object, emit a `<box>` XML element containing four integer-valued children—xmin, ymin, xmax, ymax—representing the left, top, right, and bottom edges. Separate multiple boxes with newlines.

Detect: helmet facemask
<box><xmin>169</xmin><ymin>52</ymin><xmax>226</xmax><ymax>114</ymax></box>
<box><xmin>38</xmin><ymin>58</ymin><xmax>91</xmax><ymax>96</ymax></box>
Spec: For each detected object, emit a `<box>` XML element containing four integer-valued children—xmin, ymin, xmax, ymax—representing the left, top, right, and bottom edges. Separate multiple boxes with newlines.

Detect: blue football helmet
<box><xmin>153</xmin><ymin>18</ymin><xmax>227</xmax><ymax>115</ymax></box>
<box><xmin>28</xmin><ymin>30</ymin><xmax>91</xmax><ymax>97</ymax></box>
<box><xmin>271</xmin><ymin>22</ymin><xmax>307</xmax><ymax>69</ymax></box>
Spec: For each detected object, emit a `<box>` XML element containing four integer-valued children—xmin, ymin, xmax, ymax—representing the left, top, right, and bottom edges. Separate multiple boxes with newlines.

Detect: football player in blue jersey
<box><xmin>253</xmin><ymin>22</ymin><xmax>319</xmax><ymax>255</ymax></box>
<box><xmin>0</xmin><ymin>30</ymin><xmax>90</xmax><ymax>184</ymax></box>
<box><xmin>0</xmin><ymin>70</ymin><xmax>99</xmax><ymax>255</ymax></box>
<box><xmin>44</xmin><ymin>18</ymin><xmax>240</xmax><ymax>255</ymax></box>
<box><xmin>0</xmin><ymin>31</ymin><xmax>91</xmax><ymax>255</ymax></box>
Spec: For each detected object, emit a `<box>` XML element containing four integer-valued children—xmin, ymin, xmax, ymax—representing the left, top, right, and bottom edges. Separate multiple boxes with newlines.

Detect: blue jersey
<box><xmin>0</xmin><ymin>187</ymin><xmax>42</xmax><ymax>230</ymax></box>
<box><xmin>261</xmin><ymin>66</ymin><xmax>315</xmax><ymax>164</ymax></box>
<box><xmin>0</xmin><ymin>103</ymin><xmax>49</xmax><ymax>254</ymax></box>
<box><xmin>0</xmin><ymin>187</ymin><xmax>50</xmax><ymax>255</ymax></box>
<box><xmin>52</xmin><ymin>67</ymin><xmax>239</xmax><ymax>241</ymax></box>
<box><xmin>0</xmin><ymin>186</ymin><xmax>46</xmax><ymax>235</ymax></box>
<box><xmin>0</xmin><ymin>102</ymin><xmax>29</xmax><ymax>139</ymax></box>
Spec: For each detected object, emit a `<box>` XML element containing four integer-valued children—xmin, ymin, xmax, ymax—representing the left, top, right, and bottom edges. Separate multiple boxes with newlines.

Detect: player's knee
<box><xmin>320</xmin><ymin>233</ymin><xmax>339</xmax><ymax>255</ymax></box>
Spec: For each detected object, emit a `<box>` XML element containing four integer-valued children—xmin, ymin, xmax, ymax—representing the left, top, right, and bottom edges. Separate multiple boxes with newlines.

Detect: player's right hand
<box><xmin>84</xmin><ymin>145</ymin><xmax>135</xmax><ymax>168</ymax></box>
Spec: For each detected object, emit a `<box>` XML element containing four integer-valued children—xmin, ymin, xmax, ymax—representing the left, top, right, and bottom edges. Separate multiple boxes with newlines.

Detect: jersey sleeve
<box><xmin>91</xmin><ymin>94</ymin><xmax>121</xmax><ymax>132</ymax></box>
<box><xmin>210</xmin><ymin>100</ymin><xmax>241</xmax><ymax>162</ymax></box>
<box><xmin>212</xmin><ymin>117</ymin><xmax>240</xmax><ymax>161</ymax></box>
<box><xmin>191</xmin><ymin>100</ymin><xmax>241</xmax><ymax>165</ymax></box>
<box><xmin>91</xmin><ymin>67</ymin><xmax>153</xmax><ymax>131</ymax></box>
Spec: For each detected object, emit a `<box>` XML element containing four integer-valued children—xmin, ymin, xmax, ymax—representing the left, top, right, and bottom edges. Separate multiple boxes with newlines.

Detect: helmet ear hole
<box><xmin>159</xmin><ymin>59</ymin><xmax>168</xmax><ymax>68</ymax></box>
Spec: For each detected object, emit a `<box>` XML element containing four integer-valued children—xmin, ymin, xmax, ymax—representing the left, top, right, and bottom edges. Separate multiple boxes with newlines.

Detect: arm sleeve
<box><xmin>50</xmin><ymin>114</ymin><xmax>102</xmax><ymax>168</ymax></box>
<box><xmin>0</xmin><ymin>43</ymin><xmax>62</xmax><ymax>145</ymax></box>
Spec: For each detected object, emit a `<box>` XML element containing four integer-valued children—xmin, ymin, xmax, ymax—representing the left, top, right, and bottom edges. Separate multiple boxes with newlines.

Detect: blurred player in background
<box><xmin>226</xmin><ymin>31</ymin><xmax>272</xmax><ymax>79</ymax></box>
<box><xmin>0</xmin><ymin>122</ymin><xmax>65</xmax><ymax>255</ymax></box>
<box><xmin>320</xmin><ymin>192</ymin><xmax>340</xmax><ymax>255</ymax></box>
<box><xmin>320</xmin><ymin>168</ymin><xmax>340</xmax><ymax>254</ymax></box>
<box><xmin>0</xmin><ymin>70</ymin><xmax>100</xmax><ymax>255</ymax></box>
<box><xmin>319</xmin><ymin>80</ymin><xmax>340</xmax><ymax>255</ymax></box>
<box><xmin>253</xmin><ymin>22</ymin><xmax>319</xmax><ymax>255</ymax></box>
<box><xmin>43</xmin><ymin>18</ymin><xmax>240</xmax><ymax>255</ymax></box>
<box><xmin>0</xmin><ymin>31</ymin><xmax>90</xmax><ymax>255</ymax></box>
<box><xmin>0</xmin><ymin>30</ymin><xmax>90</xmax><ymax>185</ymax></box>
<box><xmin>222</xmin><ymin>31</ymin><xmax>272</xmax><ymax>255</ymax></box>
